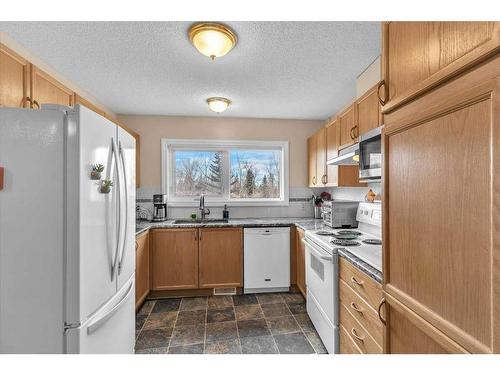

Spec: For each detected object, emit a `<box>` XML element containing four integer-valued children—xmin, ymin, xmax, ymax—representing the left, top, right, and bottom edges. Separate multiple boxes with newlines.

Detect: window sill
<box><xmin>167</xmin><ymin>200</ymin><xmax>290</xmax><ymax>208</ymax></box>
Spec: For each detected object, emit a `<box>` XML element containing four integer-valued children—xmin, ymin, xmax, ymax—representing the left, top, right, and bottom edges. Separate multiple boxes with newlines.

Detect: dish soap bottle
<box><xmin>223</xmin><ymin>204</ymin><xmax>229</xmax><ymax>220</ymax></box>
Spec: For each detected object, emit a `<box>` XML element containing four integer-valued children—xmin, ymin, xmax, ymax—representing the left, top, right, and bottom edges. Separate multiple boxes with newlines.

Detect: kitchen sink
<box><xmin>173</xmin><ymin>218</ymin><xmax>229</xmax><ymax>224</ymax></box>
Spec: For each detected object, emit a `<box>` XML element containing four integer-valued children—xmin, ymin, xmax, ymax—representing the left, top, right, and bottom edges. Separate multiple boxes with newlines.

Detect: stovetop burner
<box><xmin>331</xmin><ymin>239</ymin><xmax>361</xmax><ymax>247</ymax></box>
<box><xmin>337</xmin><ymin>230</ymin><xmax>362</xmax><ymax>236</ymax></box>
<box><xmin>316</xmin><ymin>230</ymin><xmax>335</xmax><ymax>236</ymax></box>
<box><xmin>333</xmin><ymin>234</ymin><xmax>360</xmax><ymax>240</ymax></box>
<box><xmin>362</xmin><ymin>239</ymin><xmax>382</xmax><ymax>245</ymax></box>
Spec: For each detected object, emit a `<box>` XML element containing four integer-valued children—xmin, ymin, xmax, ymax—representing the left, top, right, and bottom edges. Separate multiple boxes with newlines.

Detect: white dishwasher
<box><xmin>243</xmin><ymin>227</ymin><xmax>290</xmax><ymax>294</ymax></box>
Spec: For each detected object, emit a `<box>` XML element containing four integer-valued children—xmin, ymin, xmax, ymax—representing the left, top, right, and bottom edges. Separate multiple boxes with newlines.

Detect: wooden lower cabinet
<box><xmin>383</xmin><ymin>55</ymin><xmax>500</xmax><ymax>353</ymax></box>
<box><xmin>151</xmin><ymin>228</ymin><xmax>198</xmax><ymax>290</ymax></box>
<box><xmin>295</xmin><ymin>227</ymin><xmax>306</xmax><ymax>298</ymax></box>
<box><xmin>135</xmin><ymin>231</ymin><xmax>150</xmax><ymax>310</ymax></box>
<box><xmin>339</xmin><ymin>258</ymin><xmax>383</xmax><ymax>354</ymax></box>
<box><xmin>198</xmin><ymin>227</ymin><xmax>243</xmax><ymax>288</ymax></box>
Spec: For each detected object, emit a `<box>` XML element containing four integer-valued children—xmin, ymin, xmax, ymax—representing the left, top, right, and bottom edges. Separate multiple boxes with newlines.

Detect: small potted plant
<box><xmin>91</xmin><ymin>164</ymin><xmax>104</xmax><ymax>180</ymax></box>
<box><xmin>100</xmin><ymin>179</ymin><xmax>113</xmax><ymax>194</ymax></box>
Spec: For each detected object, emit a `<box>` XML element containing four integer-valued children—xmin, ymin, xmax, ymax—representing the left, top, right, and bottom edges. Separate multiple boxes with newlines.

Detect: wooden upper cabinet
<box><xmin>325</xmin><ymin>119</ymin><xmax>339</xmax><ymax>186</ymax></box>
<box><xmin>0</xmin><ymin>44</ymin><xmax>29</xmax><ymax>108</ymax></box>
<box><xmin>381</xmin><ymin>21</ymin><xmax>500</xmax><ymax>113</ymax></box>
<box><xmin>355</xmin><ymin>83</ymin><xmax>382</xmax><ymax>137</ymax></box>
<box><xmin>307</xmin><ymin>134</ymin><xmax>317</xmax><ymax>187</ymax></box>
<box><xmin>383</xmin><ymin>56</ymin><xmax>500</xmax><ymax>353</ymax></box>
<box><xmin>315</xmin><ymin>127</ymin><xmax>327</xmax><ymax>186</ymax></box>
<box><xmin>199</xmin><ymin>228</ymin><xmax>243</xmax><ymax>288</ymax></box>
<box><xmin>338</xmin><ymin>103</ymin><xmax>357</xmax><ymax>149</ymax></box>
<box><xmin>31</xmin><ymin>65</ymin><xmax>74</xmax><ymax>107</ymax></box>
<box><xmin>74</xmin><ymin>94</ymin><xmax>105</xmax><ymax>116</ymax></box>
<box><xmin>151</xmin><ymin>228</ymin><xmax>199</xmax><ymax>290</ymax></box>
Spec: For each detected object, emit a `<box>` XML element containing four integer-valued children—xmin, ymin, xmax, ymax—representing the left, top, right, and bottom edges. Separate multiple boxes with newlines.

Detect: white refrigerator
<box><xmin>0</xmin><ymin>105</ymin><xmax>136</xmax><ymax>353</ymax></box>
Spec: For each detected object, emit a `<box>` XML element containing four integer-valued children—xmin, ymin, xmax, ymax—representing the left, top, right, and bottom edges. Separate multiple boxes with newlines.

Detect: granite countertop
<box><xmin>135</xmin><ymin>217</ymin><xmax>382</xmax><ymax>282</ymax></box>
<box><xmin>135</xmin><ymin>217</ymin><xmax>326</xmax><ymax>235</ymax></box>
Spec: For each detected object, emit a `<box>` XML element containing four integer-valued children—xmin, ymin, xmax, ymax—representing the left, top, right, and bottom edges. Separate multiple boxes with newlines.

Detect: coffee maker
<box><xmin>152</xmin><ymin>194</ymin><xmax>167</xmax><ymax>222</ymax></box>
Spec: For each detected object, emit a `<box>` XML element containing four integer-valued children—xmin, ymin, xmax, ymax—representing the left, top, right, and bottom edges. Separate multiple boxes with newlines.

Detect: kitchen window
<box><xmin>162</xmin><ymin>139</ymin><xmax>289</xmax><ymax>206</ymax></box>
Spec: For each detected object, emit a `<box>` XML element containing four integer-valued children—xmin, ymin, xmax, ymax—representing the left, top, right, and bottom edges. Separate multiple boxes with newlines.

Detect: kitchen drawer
<box><xmin>339</xmin><ymin>257</ymin><xmax>382</xmax><ymax>311</ymax></box>
<box><xmin>339</xmin><ymin>278</ymin><xmax>383</xmax><ymax>345</ymax></box>
<box><xmin>340</xmin><ymin>324</ymin><xmax>362</xmax><ymax>354</ymax></box>
<box><xmin>340</xmin><ymin>302</ymin><xmax>382</xmax><ymax>354</ymax></box>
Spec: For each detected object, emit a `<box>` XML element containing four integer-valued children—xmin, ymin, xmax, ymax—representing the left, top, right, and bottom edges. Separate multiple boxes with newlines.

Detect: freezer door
<box><xmin>66</xmin><ymin>275</ymin><xmax>135</xmax><ymax>354</ymax></box>
<box><xmin>0</xmin><ymin>108</ymin><xmax>65</xmax><ymax>353</ymax></box>
<box><xmin>66</xmin><ymin>105</ymin><xmax>122</xmax><ymax>324</ymax></box>
<box><xmin>116</xmin><ymin>126</ymin><xmax>136</xmax><ymax>290</ymax></box>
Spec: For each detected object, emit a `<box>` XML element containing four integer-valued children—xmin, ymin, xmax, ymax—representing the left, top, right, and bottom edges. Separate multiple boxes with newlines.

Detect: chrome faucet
<box><xmin>199</xmin><ymin>193</ymin><xmax>210</xmax><ymax>220</ymax></box>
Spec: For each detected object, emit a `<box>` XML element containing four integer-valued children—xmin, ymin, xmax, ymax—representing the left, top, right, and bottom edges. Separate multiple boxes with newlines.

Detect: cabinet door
<box><xmin>381</xmin><ymin>21</ymin><xmax>500</xmax><ymax>113</ymax></box>
<box><xmin>199</xmin><ymin>228</ymin><xmax>243</xmax><ymax>288</ymax></box>
<box><xmin>135</xmin><ymin>231</ymin><xmax>150</xmax><ymax>310</ymax></box>
<box><xmin>315</xmin><ymin>127</ymin><xmax>326</xmax><ymax>186</ymax></box>
<box><xmin>356</xmin><ymin>83</ymin><xmax>382</xmax><ymax>137</ymax></box>
<box><xmin>325</xmin><ymin>119</ymin><xmax>339</xmax><ymax>186</ymax></box>
<box><xmin>338</xmin><ymin>104</ymin><xmax>357</xmax><ymax>149</ymax></box>
<box><xmin>383</xmin><ymin>57</ymin><xmax>500</xmax><ymax>353</ymax></box>
<box><xmin>384</xmin><ymin>295</ymin><xmax>467</xmax><ymax>354</ymax></box>
<box><xmin>31</xmin><ymin>65</ymin><xmax>74</xmax><ymax>107</ymax></box>
<box><xmin>0</xmin><ymin>44</ymin><xmax>29</xmax><ymax>108</ymax></box>
<box><xmin>295</xmin><ymin>228</ymin><xmax>306</xmax><ymax>298</ymax></box>
<box><xmin>307</xmin><ymin>134</ymin><xmax>317</xmax><ymax>187</ymax></box>
<box><xmin>152</xmin><ymin>229</ymin><xmax>198</xmax><ymax>290</ymax></box>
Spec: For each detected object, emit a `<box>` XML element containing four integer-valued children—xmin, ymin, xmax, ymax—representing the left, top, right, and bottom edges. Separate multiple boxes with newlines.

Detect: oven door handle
<box><xmin>302</xmin><ymin>238</ymin><xmax>333</xmax><ymax>261</ymax></box>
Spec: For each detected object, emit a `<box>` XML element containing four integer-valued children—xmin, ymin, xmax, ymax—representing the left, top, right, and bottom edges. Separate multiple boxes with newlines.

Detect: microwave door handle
<box><xmin>118</xmin><ymin>142</ymin><xmax>128</xmax><ymax>275</ymax></box>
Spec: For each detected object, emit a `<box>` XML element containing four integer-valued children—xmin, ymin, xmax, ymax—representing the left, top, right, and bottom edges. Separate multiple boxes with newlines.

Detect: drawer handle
<box><xmin>351</xmin><ymin>328</ymin><xmax>365</xmax><ymax>341</ymax></box>
<box><xmin>350</xmin><ymin>302</ymin><xmax>364</xmax><ymax>314</ymax></box>
<box><xmin>378</xmin><ymin>298</ymin><xmax>386</xmax><ymax>325</ymax></box>
<box><xmin>350</xmin><ymin>276</ymin><xmax>364</xmax><ymax>286</ymax></box>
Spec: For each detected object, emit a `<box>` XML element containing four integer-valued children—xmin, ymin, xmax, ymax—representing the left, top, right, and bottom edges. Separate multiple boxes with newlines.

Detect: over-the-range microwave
<box><xmin>358</xmin><ymin>126</ymin><xmax>383</xmax><ymax>182</ymax></box>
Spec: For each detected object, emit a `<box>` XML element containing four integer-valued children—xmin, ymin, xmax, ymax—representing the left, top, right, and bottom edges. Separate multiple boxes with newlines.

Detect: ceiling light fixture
<box><xmin>207</xmin><ymin>97</ymin><xmax>231</xmax><ymax>113</ymax></box>
<box><xmin>188</xmin><ymin>22</ymin><xmax>237</xmax><ymax>60</ymax></box>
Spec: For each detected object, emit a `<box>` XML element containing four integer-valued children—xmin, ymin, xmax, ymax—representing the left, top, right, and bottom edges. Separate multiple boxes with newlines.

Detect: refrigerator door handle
<box><xmin>117</xmin><ymin>141</ymin><xmax>128</xmax><ymax>275</ymax></box>
<box><xmin>110</xmin><ymin>138</ymin><xmax>122</xmax><ymax>280</ymax></box>
<box><xmin>86</xmin><ymin>279</ymin><xmax>134</xmax><ymax>335</ymax></box>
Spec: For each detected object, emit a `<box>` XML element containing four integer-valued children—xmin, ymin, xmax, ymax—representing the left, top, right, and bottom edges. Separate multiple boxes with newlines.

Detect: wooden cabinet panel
<box><xmin>384</xmin><ymin>294</ymin><xmax>467</xmax><ymax>353</ymax></box>
<box><xmin>339</xmin><ymin>258</ymin><xmax>382</xmax><ymax>311</ymax></box>
<box><xmin>152</xmin><ymin>228</ymin><xmax>198</xmax><ymax>290</ymax></box>
<box><xmin>339</xmin><ymin>279</ymin><xmax>383</xmax><ymax>345</ymax></box>
<box><xmin>355</xmin><ymin>83</ymin><xmax>382</xmax><ymax>137</ymax></box>
<box><xmin>316</xmin><ymin>127</ymin><xmax>326</xmax><ymax>186</ymax></box>
<box><xmin>135</xmin><ymin>231</ymin><xmax>150</xmax><ymax>310</ymax></box>
<box><xmin>383</xmin><ymin>56</ymin><xmax>500</xmax><ymax>353</ymax></box>
<box><xmin>338</xmin><ymin>104</ymin><xmax>357</xmax><ymax>149</ymax></box>
<box><xmin>340</xmin><ymin>324</ymin><xmax>362</xmax><ymax>354</ymax></box>
<box><xmin>340</xmin><ymin>303</ymin><xmax>382</xmax><ymax>353</ymax></box>
<box><xmin>295</xmin><ymin>227</ymin><xmax>306</xmax><ymax>298</ymax></box>
<box><xmin>199</xmin><ymin>228</ymin><xmax>243</xmax><ymax>288</ymax></box>
<box><xmin>325</xmin><ymin>120</ymin><xmax>339</xmax><ymax>186</ymax></box>
<box><xmin>381</xmin><ymin>21</ymin><xmax>500</xmax><ymax>113</ymax></box>
<box><xmin>307</xmin><ymin>134</ymin><xmax>317</xmax><ymax>187</ymax></box>
<box><xmin>0</xmin><ymin>44</ymin><xmax>29</xmax><ymax>108</ymax></box>
<box><xmin>31</xmin><ymin>65</ymin><xmax>74</xmax><ymax>107</ymax></box>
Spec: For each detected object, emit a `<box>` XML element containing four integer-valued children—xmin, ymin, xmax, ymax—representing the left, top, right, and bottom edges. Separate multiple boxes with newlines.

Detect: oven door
<box><xmin>358</xmin><ymin>126</ymin><xmax>382</xmax><ymax>181</ymax></box>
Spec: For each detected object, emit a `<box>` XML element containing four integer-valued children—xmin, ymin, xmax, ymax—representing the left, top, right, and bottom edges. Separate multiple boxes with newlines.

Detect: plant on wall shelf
<box><xmin>91</xmin><ymin>164</ymin><xmax>105</xmax><ymax>180</ymax></box>
<box><xmin>100</xmin><ymin>179</ymin><xmax>113</xmax><ymax>194</ymax></box>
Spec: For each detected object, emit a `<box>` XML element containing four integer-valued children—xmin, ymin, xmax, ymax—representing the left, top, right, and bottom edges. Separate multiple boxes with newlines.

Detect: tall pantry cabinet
<box><xmin>381</xmin><ymin>21</ymin><xmax>500</xmax><ymax>354</ymax></box>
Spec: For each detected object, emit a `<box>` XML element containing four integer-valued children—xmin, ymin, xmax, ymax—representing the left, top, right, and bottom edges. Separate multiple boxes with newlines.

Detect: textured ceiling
<box><xmin>0</xmin><ymin>22</ymin><xmax>380</xmax><ymax>120</ymax></box>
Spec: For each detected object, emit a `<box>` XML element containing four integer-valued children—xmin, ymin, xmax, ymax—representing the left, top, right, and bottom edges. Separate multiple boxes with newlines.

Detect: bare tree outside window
<box><xmin>174</xmin><ymin>151</ymin><xmax>223</xmax><ymax>196</ymax></box>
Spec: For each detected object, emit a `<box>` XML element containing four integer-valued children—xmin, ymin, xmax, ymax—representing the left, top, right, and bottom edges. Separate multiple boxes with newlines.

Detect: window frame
<box><xmin>161</xmin><ymin>139</ymin><xmax>289</xmax><ymax>207</ymax></box>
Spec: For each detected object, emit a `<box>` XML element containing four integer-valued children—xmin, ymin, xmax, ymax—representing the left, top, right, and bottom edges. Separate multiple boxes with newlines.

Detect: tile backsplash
<box><xmin>136</xmin><ymin>183</ymin><xmax>381</xmax><ymax>220</ymax></box>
